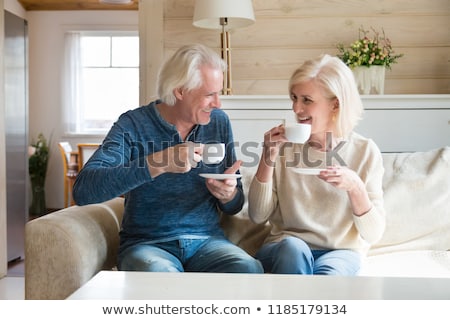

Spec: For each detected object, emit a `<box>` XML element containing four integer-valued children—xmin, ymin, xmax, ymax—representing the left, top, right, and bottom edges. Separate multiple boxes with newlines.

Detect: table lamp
<box><xmin>193</xmin><ymin>0</ymin><xmax>255</xmax><ymax>95</ymax></box>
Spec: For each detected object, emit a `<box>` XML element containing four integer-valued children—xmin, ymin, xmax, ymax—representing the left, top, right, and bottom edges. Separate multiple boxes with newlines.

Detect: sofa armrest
<box><xmin>25</xmin><ymin>197</ymin><xmax>124</xmax><ymax>300</ymax></box>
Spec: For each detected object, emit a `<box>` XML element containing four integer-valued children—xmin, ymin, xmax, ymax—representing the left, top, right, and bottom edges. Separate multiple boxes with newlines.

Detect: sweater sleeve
<box><xmin>248</xmin><ymin>176</ymin><xmax>278</xmax><ymax>224</ymax></box>
<box><xmin>353</xmin><ymin>141</ymin><xmax>386</xmax><ymax>244</ymax></box>
<box><xmin>73</xmin><ymin>115</ymin><xmax>153</xmax><ymax>205</ymax></box>
<box><xmin>218</xmin><ymin>187</ymin><xmax>245</xmax><ymax>215</ymax></box>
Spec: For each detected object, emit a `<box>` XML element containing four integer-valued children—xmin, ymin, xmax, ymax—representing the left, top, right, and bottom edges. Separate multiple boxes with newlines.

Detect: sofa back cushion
<box><xmin>224</xmin><ymin>147</ymin><xmax>450</xmax><ymax>258</ymax></box>
<box><xmin>369</xmin><ymin>147</ymin><xmax>450</xmax><ymax>255</ymax></box>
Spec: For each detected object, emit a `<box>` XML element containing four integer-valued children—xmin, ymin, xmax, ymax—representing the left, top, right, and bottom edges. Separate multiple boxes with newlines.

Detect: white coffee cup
<box><xmin>202</xmin><ymin>143</ymin><xmax>225</xmax><ymax>164</ymax></box>
<box><xmin>284</xmin><ymin>123</ymin><xmax>311</xmax><ymax>143</ymax></box>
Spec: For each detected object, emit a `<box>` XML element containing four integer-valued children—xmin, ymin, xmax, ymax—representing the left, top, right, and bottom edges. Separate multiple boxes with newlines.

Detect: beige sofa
<box><xmin>25</xmin><ymin>147</ymin><xmax>450</xmax><ymax>299</ymax></box>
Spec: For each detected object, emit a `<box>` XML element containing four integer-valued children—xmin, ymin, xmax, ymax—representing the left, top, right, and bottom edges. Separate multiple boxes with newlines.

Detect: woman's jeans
<box><xmin>118</xmin><ymin>236</ymin><xmax>263</xmax><ymax>273</ymax></box>
<box><xmin>256</xmin><ymin>236</ymin><xmax>361</xmax><ymax>275</ymax></box>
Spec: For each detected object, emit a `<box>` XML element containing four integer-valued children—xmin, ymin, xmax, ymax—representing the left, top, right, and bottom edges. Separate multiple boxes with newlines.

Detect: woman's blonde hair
<box><xmin>289</xmin><ymin>54</ymin><xmax>363</xmax><ymax>138</ymax></box>
<box><xmin>157</xmin><ymin>44</ymin><xmax>227</xmax><ymax>106</ymax></box>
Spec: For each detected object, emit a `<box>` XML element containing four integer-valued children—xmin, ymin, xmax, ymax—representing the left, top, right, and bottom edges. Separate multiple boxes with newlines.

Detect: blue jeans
<box><xmin>255</xmin><ymin>236</ymin><xmax>361</xmax><ymax>275</ymax></box>
<box><xmin>118</xmin><ymin>236</ymin><xmax>263</xmax><ymax>273</ymax></box>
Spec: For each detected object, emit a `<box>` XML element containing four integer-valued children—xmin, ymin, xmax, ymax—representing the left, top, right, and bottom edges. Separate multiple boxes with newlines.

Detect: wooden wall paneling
<box><xmin>384</xmin><ymin>79</ymin><xmax>450</xmax><ymax>94</ymax></box>
<box><xmin>388</xmin><ymin>47</ymin><xmax>450</xmax><ymax>77</ymax></box>
<box><xmin>139</xmin><ymin>0</ymin><xmax>164</xmax><ymax>103</ymax></box>
<box><xmin>165</xmin><ymin>17</ymin><xmax>449</xmax><ymax>52</ymax></box>
<box><xmin>162</xmin><ymin>0</ymin><xmax>449</xmax><ymax>94</ymax></box>
<box><xmin>231</xmin><ymin>47</ymin><xmax>450</xmax><ymax>79</ymax></box>
<box><xmin>18</xmin><ymin>0</ymin><xmax>138</xmax><ymax>11</ymax></box>
<box><xmin>232</xmin><ymin>80</ymin><xmax>289</xmax><ymax>95</ymax></box>
<box><xmin>232</xmin><ymin>78</ymin><xmax>450</xmax><ymax>95</ymax></box>
<box><xmin>164</xmin><ymin>0</ymin><xmax>193</xmax><ymax>17</ymax></box>
<box><xmin>227</xmin><ymin>17</ymin><xmax>449</xmax><ymax>48</ymax></box>
<box><xmin>250</xmin><ymin>0</ymin><xmax>450</xmax><ymax>17</ymax></box>
<box><xmin>231</xmin><ymin>48</ymin><xmax>333</xmax><ymax>79</ymax></box>
<box><xmin>165</xmin><ymin>0</ymin><xmax>449</xmax><ymax>18</ymax></box>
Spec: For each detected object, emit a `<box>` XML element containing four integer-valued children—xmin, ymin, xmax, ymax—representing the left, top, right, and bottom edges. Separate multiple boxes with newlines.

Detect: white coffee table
<box><xmin>67</xmin><ymin>271</ymin><xmax>450</xmax><ymax>300</ymax></box>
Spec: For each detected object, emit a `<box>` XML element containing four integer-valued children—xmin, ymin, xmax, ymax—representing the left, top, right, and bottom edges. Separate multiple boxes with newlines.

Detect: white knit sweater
<box><xmin>248</xmin><ymin>132</ymin><xmax>386</xmax><ymax>255</ymax></box>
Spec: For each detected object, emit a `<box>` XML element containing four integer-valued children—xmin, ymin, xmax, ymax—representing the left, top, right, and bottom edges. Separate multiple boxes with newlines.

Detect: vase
<box><xmin>30</xmin><ymin>178</ymin><xmax>46</xmax><ymax>216</ymax></box>
<box><xmin>352</xmin><ymin>66</ymin><xmax>385</xmax><ymax>95</ymax></box>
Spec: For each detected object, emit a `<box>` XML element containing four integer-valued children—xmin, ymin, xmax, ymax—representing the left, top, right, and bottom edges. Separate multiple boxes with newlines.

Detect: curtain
<box><xmin>62</xmin><ymin>32</ymin><xmax>83</xmax><ymax>134</ymax></box>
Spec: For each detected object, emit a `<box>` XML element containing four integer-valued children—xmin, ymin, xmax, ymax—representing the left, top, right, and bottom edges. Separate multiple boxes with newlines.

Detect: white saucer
<box><xmin>199</xmin><ymin>173</ymin><xmax>242</xmax><ymax>180</ymax></box>
<box><xmin>292</xmin><ymin>168</ymin><xmax>323</xmax><ymax>175</ymax></box>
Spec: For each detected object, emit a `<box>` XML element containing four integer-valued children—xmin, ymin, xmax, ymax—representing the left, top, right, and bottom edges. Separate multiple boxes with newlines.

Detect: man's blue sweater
<box><xmin>73</xmin><ymin>100</ymin><xmax>244</xmax><ymax>252</ymax></box>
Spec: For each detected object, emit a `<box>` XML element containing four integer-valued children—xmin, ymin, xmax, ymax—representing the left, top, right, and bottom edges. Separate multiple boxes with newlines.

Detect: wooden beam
<box><xmin>17</xmin><ymin>0</ymin><xmax>138</xmax><ymax>11</ymax></box>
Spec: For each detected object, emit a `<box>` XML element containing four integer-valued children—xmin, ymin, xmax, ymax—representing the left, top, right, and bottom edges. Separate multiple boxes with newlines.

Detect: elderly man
<box><xmin>73</xmin><ymin>44</ymin><xmax>263</xmax><ymax>274</ymax></box>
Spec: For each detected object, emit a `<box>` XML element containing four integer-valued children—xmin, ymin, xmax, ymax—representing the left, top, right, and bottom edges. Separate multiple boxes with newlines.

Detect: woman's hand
<box><xmin>318</xmin><ymin>165</ymin><xmax>360</xmax><ymax>191</ymax></box>
<box><xmin>262</xmin><ymin>125</ymin><xmax>288</xmax><ymax>165</ymax></box>
<box><xmin>254</xmin><ymin>124</ymin><xmax>288</xmax><ymax>183</ymax></box>
<box><xmin>318</xmin><ymin>165</ymin><xmax>372</xmax><ymax>216</ymax></box>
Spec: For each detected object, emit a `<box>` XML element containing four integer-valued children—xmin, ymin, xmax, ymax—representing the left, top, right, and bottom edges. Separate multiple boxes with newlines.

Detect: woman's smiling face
<box><xmin>290</xmin><ymin>80</ymin><xmax>338</xmax><ymax>139</ymax></box>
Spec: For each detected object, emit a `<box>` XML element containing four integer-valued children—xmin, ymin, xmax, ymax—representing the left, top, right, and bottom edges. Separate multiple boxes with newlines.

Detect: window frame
<box><xmin>62</xmin><ymin>28</ymin><xmax>139</xmax><ymax>138</ymax></box>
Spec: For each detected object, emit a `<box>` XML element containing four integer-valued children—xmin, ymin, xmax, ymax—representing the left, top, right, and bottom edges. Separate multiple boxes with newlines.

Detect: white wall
<box><xmin>4</xmin><ymin>0</ymin><xmax>25</xmax><ymax>17</ymax></box>
<box><xmin>27</xmin><ymin>10</ymin><xmax>138</xmax><ymax>209</ymax></box>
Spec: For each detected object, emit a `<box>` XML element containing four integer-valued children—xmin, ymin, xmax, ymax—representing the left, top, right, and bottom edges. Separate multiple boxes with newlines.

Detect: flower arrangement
<box><xmin>337</xmin><ymin>26</ymin><xmax>404</xmax><ymax>69</ymax></box>
<box><xmin>29</xmin><ymin>133</ymin><xmax>50</xmax><ymax>215</ymax></box>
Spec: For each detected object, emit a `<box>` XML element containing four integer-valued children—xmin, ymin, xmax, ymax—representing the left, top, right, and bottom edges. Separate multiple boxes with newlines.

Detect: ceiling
<box><xmin>17</xmin><ymin>0</ymin><xmax>138</xmax><ymax>11</ymax></box>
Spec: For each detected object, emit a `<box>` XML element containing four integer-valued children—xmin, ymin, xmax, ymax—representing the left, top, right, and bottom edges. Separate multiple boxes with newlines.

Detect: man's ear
<box><xmin>174</xmin><ymin>87</ymin><xmax>183</xmax><ymax>100</ymax></box>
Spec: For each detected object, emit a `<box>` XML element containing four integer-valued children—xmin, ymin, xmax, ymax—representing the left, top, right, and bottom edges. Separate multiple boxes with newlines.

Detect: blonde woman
<box><xmin>248</xmin><ymin>54</ymin><xmax>385</xmax><ymax>275</ymax></box>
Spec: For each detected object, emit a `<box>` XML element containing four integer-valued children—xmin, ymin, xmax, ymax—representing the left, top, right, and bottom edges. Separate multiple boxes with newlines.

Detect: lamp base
<box><xmin>221</xmin><ymin>31</ymin><xmax>232</xmax><ymax>95</ymax></box>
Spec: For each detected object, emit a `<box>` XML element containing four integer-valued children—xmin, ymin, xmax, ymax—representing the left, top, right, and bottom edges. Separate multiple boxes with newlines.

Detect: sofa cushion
<box><xmin>360</xmin><ymin>250</ymin><xmax>450</xmax><ymax>278</ymax></box>
<box><xmin>369</xmin><ymin>147</ymin><xmax>450</xmax><ymax>255</ymax></box>
<box><xmin>224</xmin><ymin>147</ymin><xmax>450</xmax><ymax>259</ymax></box>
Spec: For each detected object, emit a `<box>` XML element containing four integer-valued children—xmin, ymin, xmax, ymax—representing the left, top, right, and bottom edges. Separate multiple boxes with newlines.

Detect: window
<box><xmin>63</xmin><ymin>31</ymin><xmax>139</xmax><ymax>135</ymax></box>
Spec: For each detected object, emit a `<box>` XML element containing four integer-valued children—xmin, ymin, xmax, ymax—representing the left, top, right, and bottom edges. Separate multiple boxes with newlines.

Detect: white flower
<box><xmin>28</xmin><ymin>146</ymin><xmax>36</xmax><ymax>157</ymax></box>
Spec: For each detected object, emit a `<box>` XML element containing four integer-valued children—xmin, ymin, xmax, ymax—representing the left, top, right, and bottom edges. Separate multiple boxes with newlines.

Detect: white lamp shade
<box><xmin>193</xmin><ymin>0</ymin><xmax>255</xmax><ymax>30</ymax></box>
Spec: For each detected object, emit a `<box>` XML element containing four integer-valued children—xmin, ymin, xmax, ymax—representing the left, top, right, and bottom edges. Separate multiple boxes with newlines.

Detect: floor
<box><xmin>0</xmin><ymin>259</ymin><xmax>25</xmax><ymax>300</ymax></box>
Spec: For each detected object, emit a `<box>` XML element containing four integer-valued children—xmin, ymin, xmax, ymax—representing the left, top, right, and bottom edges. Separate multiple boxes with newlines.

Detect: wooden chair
<box><xmin>58</xmin><ymin>142</ymin><xmax>78</xmax><ymax>208</ymax></box>
<box><xmin>77</xmin><ymin>143</ymin><xmax>100</xmax><ymax>170</ymax></box>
